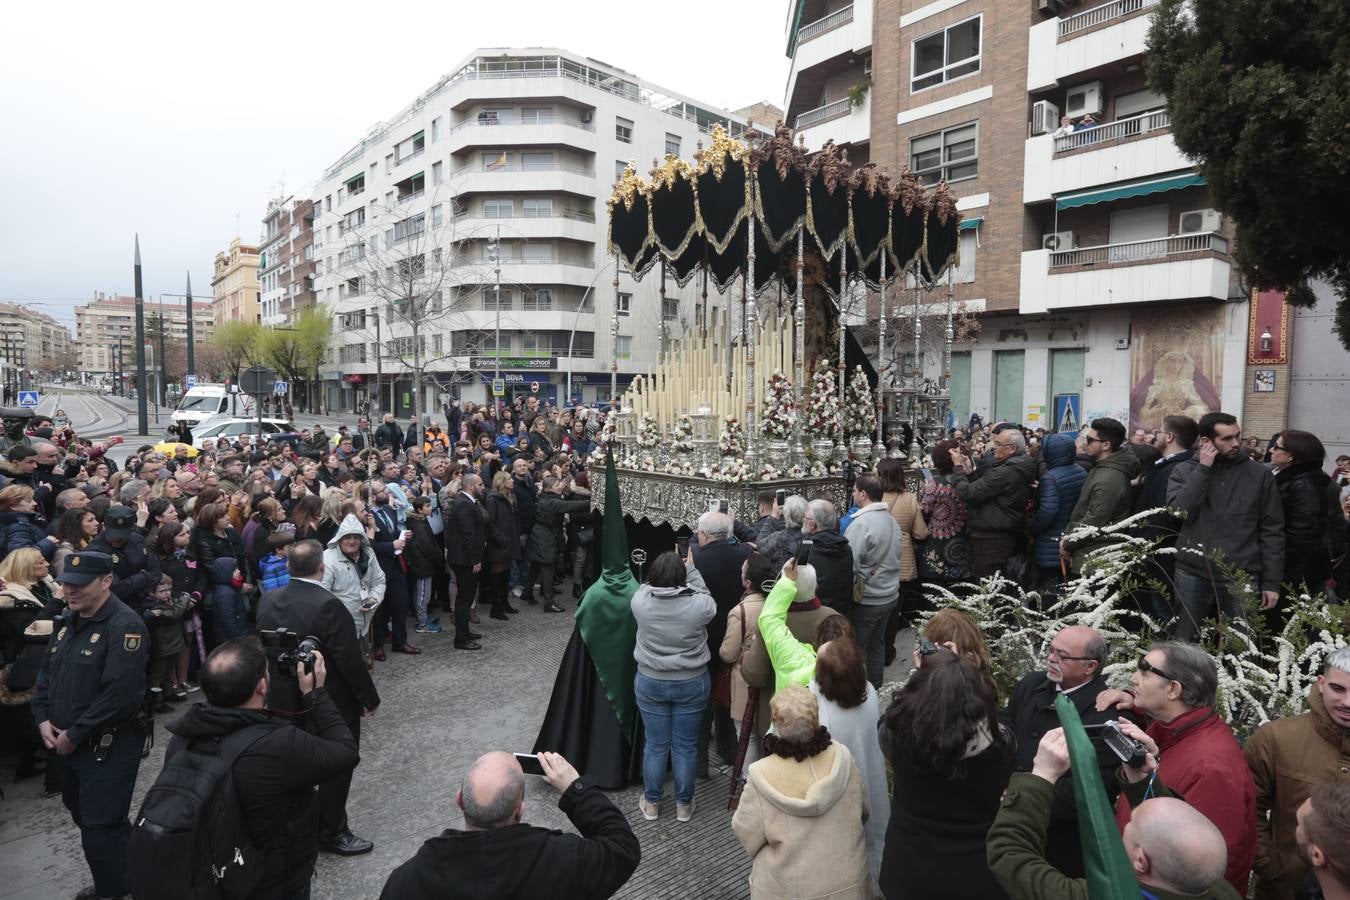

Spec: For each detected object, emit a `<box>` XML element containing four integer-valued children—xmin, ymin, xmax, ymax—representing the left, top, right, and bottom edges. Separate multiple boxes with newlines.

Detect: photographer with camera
<box><xmin>988</xmin><ymin>724</ymin><xmax>1240</xmax><ymax>899</ymax></box>
<box><xmin>156</xmin><ymin>636</ymin><xmax>359</xmax><ymax>900</ymax></box>
<box><xmin>257</xmin><ymin>539</ymin><xmax>380</xmax><ymax>858</ymax></box>
<box><xmin>1096</xmin><ymin>641</ymin><xmax>1256</xmax><ymax>892</ymax></box>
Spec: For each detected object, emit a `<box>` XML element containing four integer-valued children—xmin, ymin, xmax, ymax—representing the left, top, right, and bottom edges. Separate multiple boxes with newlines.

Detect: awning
<box><xmin>959</xmin><ymin>217</ymin><xmax>983</xmax><ymax>231</ymax></box>
<box><xmin>1055</xmin><ymin>172</ymin><xmax>1205</xmax><ymax>211</ymax></box>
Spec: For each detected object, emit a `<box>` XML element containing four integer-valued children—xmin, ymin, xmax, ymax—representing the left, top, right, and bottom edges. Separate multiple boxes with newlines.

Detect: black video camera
<box><xmin>260</xmin><ymin>627</ymin><xmax>320</xmax><ymax>676</ymax></box>
<box><xmin>1088</xmin><ymin>719</ymin><xmax>1150</xmax><ymax>769</ymax></box>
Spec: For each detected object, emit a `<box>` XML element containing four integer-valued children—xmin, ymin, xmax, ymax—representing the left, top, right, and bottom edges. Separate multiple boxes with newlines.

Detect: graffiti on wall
<box><xmin>1129</xmin><ymin>305</ymin><xmax>1224</xmax><ymax>433</ymax></box>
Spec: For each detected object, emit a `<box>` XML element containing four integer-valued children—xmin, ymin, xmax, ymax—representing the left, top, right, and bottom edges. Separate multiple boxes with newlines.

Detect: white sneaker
<box><xmin>638</xmin><ymin>796</ymin><xmax>659</xmax><ymax>821</ymax></box>
<box><xmin>676</xmin><ymin>798</ymin><xmax>695</xmax><ymax>822</ymax></box>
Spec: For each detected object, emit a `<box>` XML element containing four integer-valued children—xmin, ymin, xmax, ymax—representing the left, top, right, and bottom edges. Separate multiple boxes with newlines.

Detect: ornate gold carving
<box><xmin>608</xmin><ymin>163</ymin><xmax>648</xmax><ymax>212</ymax></box>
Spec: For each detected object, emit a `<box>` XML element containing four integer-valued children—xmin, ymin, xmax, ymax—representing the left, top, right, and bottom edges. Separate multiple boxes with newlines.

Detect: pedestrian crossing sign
<box><xmin>274</xmin><ymin>380</ymin><xmax>288</xmax><ymax>396</ymax></box>
<box><xmin>17</xmin><ymin>391</ymin><xmax>38</xmax><ymax>408</ymax></box>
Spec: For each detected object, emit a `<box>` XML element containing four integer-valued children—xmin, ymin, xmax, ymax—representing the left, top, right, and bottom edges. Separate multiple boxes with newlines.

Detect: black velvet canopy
<box><xmin>607</xmin><ymin>124</ymin><xmax>961</xmax><ymax>298</ymax></box>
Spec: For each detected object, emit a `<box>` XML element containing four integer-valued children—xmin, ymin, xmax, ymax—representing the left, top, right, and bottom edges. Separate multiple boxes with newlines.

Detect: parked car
<box><xmin>190</xmin><ymin>417</ymin><xmax>294</xmax><ymax>449</ymax></box>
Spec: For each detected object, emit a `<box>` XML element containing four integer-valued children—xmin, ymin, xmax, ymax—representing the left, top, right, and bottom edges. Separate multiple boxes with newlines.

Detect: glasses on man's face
<box><xmin>1084</xmin><ymin>436</ymin><xmax>1105</xmax><ymax>445</ymax></box>
<box><xmin>1047</xmin><ymin>646</ymin><xmax>1095</xmax><ymax>663</ymax></box>
<box><xmin>1137</xmin><ymin>657</ymin><xmax>1177</xmax><ymax>683</ymax></box>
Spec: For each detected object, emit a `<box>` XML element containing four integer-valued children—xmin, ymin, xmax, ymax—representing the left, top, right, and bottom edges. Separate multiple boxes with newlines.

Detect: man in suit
<box><xmin>363</xmin><ymin>480</ymin><xmax>420</xmax><ymax>659</ymax></box>
<box><xmin>691</xmin><ymin>510</ymin><xmax>751</xmax><ymax>772</ymax></box>
<box><xmin>257</xmin><ymin>539</ymin><xmax>381</xmax><ymax>857</ymax></box>
<box><xmin>446</xmin><ymin>473</ymin><xmax>490</xmax><ymax>650</ymax></box>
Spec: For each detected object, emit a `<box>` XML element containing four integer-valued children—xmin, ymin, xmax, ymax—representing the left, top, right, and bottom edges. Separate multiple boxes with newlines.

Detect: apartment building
<box><xmin>259</xmin><ymin>197</ymin><xmax>317</xmax><ymax>326</ymax></box>
<box><xmin>311</xmin><ymin>48</ymin><xmax>772</xmax><ymax>416</ymax></box>
<box><xmin>74</xmin><ymin>293</ymin><xmax>215</xmax><ymax>376</ymax></box>
<box><xmin>0</xmin><ymin>302</ymin><xmax>73</xmax><ymax>376</ymax></box>
<box><xmin>211</xmin><ymin>237</ymin><xmax>262</xmax><ymax>325</ymax></box>
<box><xmin>789</xmin><ymin>0</ymin><xmax>1275</xmax><ymax>438</ymax></box>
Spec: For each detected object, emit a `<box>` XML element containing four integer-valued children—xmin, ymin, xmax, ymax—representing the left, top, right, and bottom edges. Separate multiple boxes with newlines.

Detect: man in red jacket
<box><xmin>1097</xmin><ymin>641</ymin><xmax>1257</xmax><ymax>893</ymax></box>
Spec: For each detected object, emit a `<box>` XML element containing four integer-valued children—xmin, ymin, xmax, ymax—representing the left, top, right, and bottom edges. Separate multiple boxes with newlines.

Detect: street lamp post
<box><xmin>133</xmin><ymin>235</ymin><xmax>149</xmax><ymax>435</ymax></box>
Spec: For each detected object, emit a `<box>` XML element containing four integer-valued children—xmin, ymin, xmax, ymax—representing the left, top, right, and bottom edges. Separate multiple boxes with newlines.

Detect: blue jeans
<box><xmin>1172</xmin><ymin>568</ymin><xmax>1246</xmax><ymax>641</ymax></box>
<box><xmin>848</xmin><ymin>599</ymin><xmax>898</xmax><ymax>688</ymax></box>
<box><xmin>634</xmin><ymin>670</ymin><xmax>709</xmax><ymax>804</ymax></box>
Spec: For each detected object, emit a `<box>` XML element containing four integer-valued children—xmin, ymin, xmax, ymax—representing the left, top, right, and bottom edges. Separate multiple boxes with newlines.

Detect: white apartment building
<box><xmin>312</xmin><ymin>48</ymin><xmax>770</xmax><ymax>416</ymax></box>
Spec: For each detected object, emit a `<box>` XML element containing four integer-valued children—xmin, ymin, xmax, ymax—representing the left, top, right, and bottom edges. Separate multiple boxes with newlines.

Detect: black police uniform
<box><xmin>86</xmin><ymin>505</ymin><xmax>162</xmax><ymax>613</ymax></box>
<box><xmin>31</xmin><ymin>551</ymin><xmax>148</xmax><ymax>899</ymax></box>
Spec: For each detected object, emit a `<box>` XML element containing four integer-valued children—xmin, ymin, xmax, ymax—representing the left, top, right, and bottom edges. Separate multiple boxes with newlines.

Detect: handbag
<box><xmin>711</xmin><ymin>605</ymin><xmax>743</xmax><ymax>707</ymax></box>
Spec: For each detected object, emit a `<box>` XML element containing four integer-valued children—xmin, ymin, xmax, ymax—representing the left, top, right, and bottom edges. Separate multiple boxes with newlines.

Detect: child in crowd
<box><xmin>260</xmin><ymin>531</ymin><xmax>294</xmax><ymax>592</ymax></box>
<box><xmin>404</xmin><ymin>495</ymin><xmax>444</xmax><ymax>634</ymax></box>
<box><xmin>145</xmin><ymin>574</ymin><xmax>191</xmax><ymax>711</ymax></box>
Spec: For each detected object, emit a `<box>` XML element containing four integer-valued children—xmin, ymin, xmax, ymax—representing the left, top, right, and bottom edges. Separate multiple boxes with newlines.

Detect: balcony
<box><xmin>394</xmin><ymin>147</ymin><xmax>424</xmax><ymax>167</ymax></box>
<box><xmin>1054</xmin><ymin>109</ymin><xmax>1170</xmax><ymax>154</ymax></box>
<box><xmin>1027</xmin><ymin>0</ymin><xmax>1158</xmax><ymax>90</ymax></box>
<box><xmin>795</xmin><ymin>93</ymin><xmax>870</xmax><ymax>152</ymax></box>
<box><xmin>450</xmin><ymin>161</ymin><xmax>596</xmax><ymax>197</ymax></box>
<box><xmin>451</xmin><ymin>209</ymin><xmax>597</xmax><ymax>242</ymax></box>
<box><xmin>396</xmin><ymin>189</ymin><xmax>425</xmax><ymax>205</ymax></box>
<box><xmin>798</xmin><ymin>5</ymin><xmax>853</xmax><ymax>45</ymax></box>
<box><xmin>1023</xmin><ymin>122</ymin><xmax>1192</xmax><ymax>203</ymax></box>
<box><xmin>1019</xmin><ymin>233</ymin><xmax>1231</xmax><ymax>313</ymax></box>
<box><xmin>447</xmin><ymin>114</ymin><xmax>597</xmax><ymax>153</ymax></box>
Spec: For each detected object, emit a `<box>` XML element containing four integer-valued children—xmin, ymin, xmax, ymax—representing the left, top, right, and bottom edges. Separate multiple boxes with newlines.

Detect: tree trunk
<box><xmin>411</xmin><ymin>322</ymin><xmax>422</xmax><ymax>447</ymax></box>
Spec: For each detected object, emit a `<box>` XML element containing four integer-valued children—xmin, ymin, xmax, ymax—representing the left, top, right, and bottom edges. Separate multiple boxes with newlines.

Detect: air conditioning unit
<box><xmin>1038</xmin><ymin>0</ymin><xmax>1061</xmax><ymax>12</ymax></box>
<box><xmin>1030</xmin><ymin>100</ymin><xmax>1060</xmax><ymax>136</ymax></box>
<box><xmin>580</xmin><ymin>110</ymin><xmax>594</xmax><ymax>124</ymax></box>
<box><xmin>1065</xmin><ymin>81</ymin><xmax>1104</xmax><ymax>118</ymax></box>
<box><xmin>1179</xmin><ymin>208</ymin><xmax>1222</xmax><ymax>234</ymax></box>
<box><xmin>1042</xmin><ymin>231</ymin><xmax>1074</xmax><ymax>251</ymax></box>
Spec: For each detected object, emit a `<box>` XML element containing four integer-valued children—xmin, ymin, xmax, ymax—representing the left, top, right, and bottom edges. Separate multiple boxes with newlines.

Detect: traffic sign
<box><xmin>530</xmin><ymin>381</ymin><xmax>540</xmax><ymax>394</ymax></box>
<box><xmin>274</xmin><ymin>380</ymin><xmax>288</xmax><ymax>396</ymax></box>
<box><xmin>491</xmin><ymin>378</ymin><xmax>506</xmax><ymax>397</ymax></box>
<box><xmin>185</xmin><ymin>375</ymin><xmax>197</xmax><ymax>390</ymax></box>
<box><xmin>17</xmin><ymin>391</ymin><xmax>38</xmax><ymax>409</ymax></box>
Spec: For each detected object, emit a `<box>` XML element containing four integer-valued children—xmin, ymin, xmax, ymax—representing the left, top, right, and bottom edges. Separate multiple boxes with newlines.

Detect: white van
<box><xmin>173</xmin><ymin>384</ymin><xmax>232</xmax><ymax>429</ymax></box>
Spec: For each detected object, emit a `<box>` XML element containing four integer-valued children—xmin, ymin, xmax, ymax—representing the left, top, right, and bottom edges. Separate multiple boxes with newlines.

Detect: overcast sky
<box><xmin>0</xmin><ymin>0</ymin><xmax>790</xmax><ymax>328</ymax></box>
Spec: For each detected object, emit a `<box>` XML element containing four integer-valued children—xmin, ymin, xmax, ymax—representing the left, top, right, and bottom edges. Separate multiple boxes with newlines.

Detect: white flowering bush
<box><xmin>891</xmin><ymin>509</ymin><xmax>1348</xmax><ymax>739</ymax></box>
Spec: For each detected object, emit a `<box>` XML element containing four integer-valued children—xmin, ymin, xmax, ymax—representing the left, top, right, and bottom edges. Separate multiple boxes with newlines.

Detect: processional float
<box><xmin>593</xmin><ymin>124</ymin><xmax>962</xmax><ymax>527</ymax></box>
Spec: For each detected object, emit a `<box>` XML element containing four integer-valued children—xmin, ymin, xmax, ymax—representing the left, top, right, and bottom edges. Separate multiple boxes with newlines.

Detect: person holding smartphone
<box><xmin>1165</xmin><ymin>411</ymin><xmax>1284</xmax><ymax>640</ymax></box>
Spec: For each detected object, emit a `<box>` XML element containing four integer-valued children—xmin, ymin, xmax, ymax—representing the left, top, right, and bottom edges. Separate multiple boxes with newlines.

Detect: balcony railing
<box><xmin>448</xmin><ymin>115</ymin><xmax>596</xmax><ymax>135</ymax></box>
<box><xmin>450</xmin><ymin>162</ymin><xmax>595</xmax><ymax>177</ymax></box>
<box><xmin>395</xmin><ymin>147</ymin><xmax>425</xmax><ymax>166</ymax></box>
<box><xmin>797</xmin><ymin>4</ymin><xmax>854</xmax><ymax>45</ymax></box>
<box><xmin>1059</xmin><ymin>0</ymin><xmax>1158</xmax><ymax>38</ymax></box>
<box><xmin>1049</xmin><ymin>232</ymin><xmax>1228</xmax><ymax>268</ymax></box>
<box><xmin>795</xmin><ymin>97</ymin><xmax>852</xmax><ymax>130</ymax></box>
<box><xmin>455</xmin><ymin>208</ymin><xmax>597</xmax><ymax>223</ymax></box>
<box><xmin>1053</xmin><ymin>109</ymin><xmax>1171</xmax><ymax>152</ymax></box>
<box><xmin>396</xmin><ymin>188</ymin><xmax>426</xmax><ymax>204</ymax></box>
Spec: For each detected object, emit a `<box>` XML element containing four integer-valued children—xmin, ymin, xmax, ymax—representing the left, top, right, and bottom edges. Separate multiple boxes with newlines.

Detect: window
<box><xmin>520</xmin><ymin>106</ymin><xmax>552</xmax><ymax>124</ymax></box>
<box><xmin>483</xmin><ymin>198</ymin><xmax>513</xmax><ymax>219</ymax></box>
<box><xmin>615</xmin><ymin>336</ymin><xmax>632</xmax><ymax>360</ymax></box>
<box><xmin>616</xmin><ymin>292</ymin><xmax>632</xmax><ymax>316</ymax></box>
<box><xmin>432</xmin><ymin>334</ymin><xmax>443</xmax><ymax>353</ymax></box>
<box><xmin>909</xmin><ymin>122</ymin><xmax>978</xmax><ymax>185</ymax></box>
<box><xmin>430</xmin><ymin>290</ymin><xmax>443</xmax><ymax>314</ymax></box>
<box><xmin>521</xmin><ymin>332</ymin><xmax>544</xmax><ymax>352</ymax></box>
<box><xmin>662</xmin><ymin>296</ymin><xmax>679</xmax><ymax>320</ymax></box>
<box><xmin>955</xmin><ymin>229</ymin><xmax>977</xmax><ymax>283</ymax></box>
<box><xmin>431</xmin><ymin>205</ymin><xmax>443</xmax><ymax>228</ymax></box>
<box><xmin>665</xmin><ymin>133</ymin><xmax>681</xmax><ymax>156</ymax></box>
<box><xmin>342</xmin><ymin>208</ymin><xmax>365</xmax><ymax>233</ymax></box>
<box><xmin>911</xmin><ymin>16</ymin><xmax>981</xmax><ymax>92</ymax></box>
<box><xmin>431</xmin><ymin>117</ymin><xmax>441</xmax><ymax>142</ymax></box>
<box><xmin>522</xmin><ymin>197</ymin><xmax>553</xmax><ymax>218</ymax></box>
<box><xmin>385</xmin><ymin>154</ymin><xmax>393</xmax><ymax>174</ymax></box>
<box><xmin>477</xmin><ymin>107</ymin><xmax>509</xmax><ymax>126</ymax></box>
<box><xmin>616</xmin><ymin>117</ymin><xmax>633</xmax><ymax>143</ymax></box>
<box><xmin>432</xmin><ymin>161</ymin><xmax>443</xmax><ymax>185</ymax></box>
<box><xmin>521</xmin><ymin>151</ymin><xmax>553</xmax><ymax>171</ymax></box>
<box><xmin>395</xmin><ymin>130</ymin><xmax>425</xmax><ymax>163</ymax></box>
<box><xmin>393</xmin><ymin>213</ymin><xmax>425</xmax><ymax>243</ymax></box>
<box><xmin>522</xmin><ymin>242</ymin><xmax>552</xmax><ymax>262</ymax></box>
<box><xmin>615</xmin><ymin>160</ymin><xmax>629</xmax><ymax>180</ymax></box>
<box><xmin>481</xmin><ymin>151</ymin><xmax>512</xmax><ymax>169</ymax></box>
<box><xmin>523</xmin><ymin>288</ymin><xmax>553</xmax><ymax>311</ymax></box>
<box><xmin>345</xmin><ymin>173</ymin><xmax>365</xmax><ymax>196</ymax></box>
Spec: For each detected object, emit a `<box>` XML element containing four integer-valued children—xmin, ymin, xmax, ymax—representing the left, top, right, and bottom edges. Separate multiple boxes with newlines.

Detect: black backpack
<box><xmin>129</xmin><ymin>722</ymin><xmax>274</xmax><ymax>900</ymax></box>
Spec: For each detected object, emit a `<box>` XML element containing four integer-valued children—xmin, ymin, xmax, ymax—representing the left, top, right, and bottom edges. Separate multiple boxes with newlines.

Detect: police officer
<box><xmin>32</xmin><ymin>550</ymin><xmax>148</xmax><ymax>900</ymax></box>
<box><xmin>87</xmin><ymin>505</ymin><xmax>162</xmax><ymax>613</ymax></box>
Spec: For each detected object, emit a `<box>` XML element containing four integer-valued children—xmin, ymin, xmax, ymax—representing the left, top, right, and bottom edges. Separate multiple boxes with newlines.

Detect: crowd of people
<box><xmin>4</xmin><ymin>398</ymin><xmax>1350</xmax><ymax>900</ymax></box>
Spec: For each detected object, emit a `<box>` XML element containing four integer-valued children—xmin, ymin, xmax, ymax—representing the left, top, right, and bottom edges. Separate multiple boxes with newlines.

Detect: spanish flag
<box><xmin>486</xmin><ymin>152</ymin><xmax>508</xmax><ymax>170</ymax></box>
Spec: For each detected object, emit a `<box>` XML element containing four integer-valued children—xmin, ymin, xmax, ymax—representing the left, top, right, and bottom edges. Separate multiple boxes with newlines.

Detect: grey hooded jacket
<box><xmin>322</xmin><ymin>513</ymin><xmax>387</xmax><ymax>638</ymax></box>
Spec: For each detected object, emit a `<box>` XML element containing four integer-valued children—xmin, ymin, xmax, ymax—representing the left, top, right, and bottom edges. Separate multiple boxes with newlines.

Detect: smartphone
<box><xmin>796</xmin><ymin>539</ymin><xmax>813</xmax><ymax>567</ymax></box>
<box><xmin>775</xmin><ymin>489</ymin><xmax>787</xmax><ymax>507</ymax></box>
<box><xmin>717</xmin><ymin>498</ymin><xmax>729</xmax><ymax>514</ymax></box>
<box><xmin>513</xmin><ymin>752</ymin><xmax>546</xmax><ymax>776</ymax></box>
<box><xmin>675</xmin><ymin>536</ymin><xmax>690</xmax><ymax>559</ymax></box>
<box><xmin>918</xmin><ymin>637</ymin><xmax>939</xmax><ymax>656</ymax></box>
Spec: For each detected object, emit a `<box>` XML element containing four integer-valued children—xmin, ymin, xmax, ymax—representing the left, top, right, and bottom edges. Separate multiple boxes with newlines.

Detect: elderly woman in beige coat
<box><xmin>731</xmin><ymin>685</ymin><xmax>870</xmax><ymax>900</ymax></box>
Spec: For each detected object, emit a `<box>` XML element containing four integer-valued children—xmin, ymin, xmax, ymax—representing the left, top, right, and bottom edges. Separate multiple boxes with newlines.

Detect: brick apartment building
<box><xmin>786</xmin><ymin>0</ymin><xmax>1306</xmax><ymax>445</ymax></box>
<box><xmin>259</xmin><ymin>197</ymin><xmax>317</xmax><ymax>326</ymax></box>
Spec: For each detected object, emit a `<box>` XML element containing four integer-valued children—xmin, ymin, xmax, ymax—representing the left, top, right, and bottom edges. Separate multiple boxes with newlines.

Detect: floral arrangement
<box><xmin>638</xmin><ymin>455</ymin><xmax>657</xmax><ymax>472</ymax></box>
<box><xmin>712</xmin><ymin>455</ymin><xmax>750</xmax><ymax>483</ymax></box>
<box><xmin>717</xmin><ymin>415</ymin><xmax>745</xmax><ymax>456</ymax></box>
<box><xmin>804</xmin><ymin>359</ymin><xmax>841</xmax><ymax>442</ymax></box>
<box><xmin>760</xmin><ymin>371</ymin><xmax>796</xmax><ymax>440</ymax></box>
<box><xmin>884</xmin><ymin>509</ymin><xmax>1349</xmax><ymax>739</ymax></box>
<box><xmin>844</xmin><ymin>365</ymin><xmax>877</xmax><ymax>440</ymax></box>
<box><xmin>671</xmin><ymin>415</ymin><xmax>695</xmax><ymax>454</ymax></box>
<box><xmin>636</xmin><ymin>412</ymin><xmax>660</xmax><ymax>449</ymax></box>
